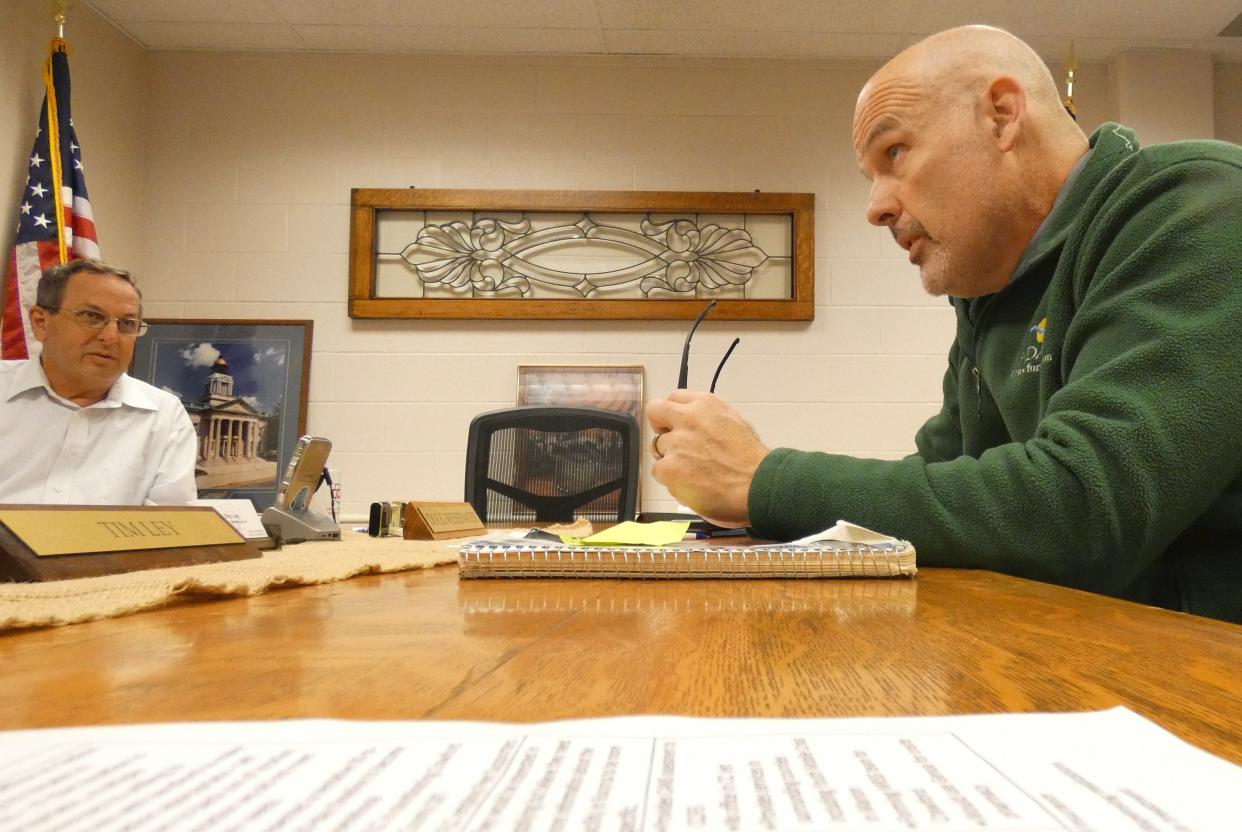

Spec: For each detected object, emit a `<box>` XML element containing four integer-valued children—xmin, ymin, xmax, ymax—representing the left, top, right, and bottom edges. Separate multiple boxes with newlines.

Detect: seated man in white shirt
<box><xmin>0</xmin><ymin>259</ymin><xmax>197</xmax><ymax>505</ymax></box>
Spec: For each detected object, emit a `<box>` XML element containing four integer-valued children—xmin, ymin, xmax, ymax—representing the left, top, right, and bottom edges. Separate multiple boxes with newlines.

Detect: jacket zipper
<box><xmin>971</xmin><ymin>366</ymin><xmax>981</xmax><ymax>420</ymax></box>
<box><xmin>962</xmin><ymin>295</ymin><xmax>997</xmax><ymax>423</ymax></box>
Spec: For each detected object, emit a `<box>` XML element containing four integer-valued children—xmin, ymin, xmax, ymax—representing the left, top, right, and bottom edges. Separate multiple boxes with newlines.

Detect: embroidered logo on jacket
<box><xmin>1012</xmin><ymin>317</ymin><xmax>1052</xmax><ymax>376</ymax></box>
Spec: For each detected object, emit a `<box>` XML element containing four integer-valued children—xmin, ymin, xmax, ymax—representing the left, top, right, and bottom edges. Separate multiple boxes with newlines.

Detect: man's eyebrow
<box><xmin>80</xmin><ymin>302</ymin><xmax>137</xmax><ymax>317</ymax></box>
<box><xmin>859</xmin><ymin>116</ymin><xmax>900</xmax><ymax>156</ymax></box>
<box><xmin>855</xmin><ymin>116</ymin><xmax>901</xmax><ymax>178</ymax></box>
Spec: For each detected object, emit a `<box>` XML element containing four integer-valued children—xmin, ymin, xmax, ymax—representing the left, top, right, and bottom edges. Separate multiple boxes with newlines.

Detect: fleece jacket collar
<box><xmin>953</xmin><ymin>122</ymin><xmax>1141</xmax><ymax>333</ymax></box>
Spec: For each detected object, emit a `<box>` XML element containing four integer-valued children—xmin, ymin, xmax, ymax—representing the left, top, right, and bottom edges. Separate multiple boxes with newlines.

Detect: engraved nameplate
<box><xmin>403</xmin><ymin>501</ymin><xmax>486</xmax><ymax>541</ymax></box>
<box><xmin>0</xmin><ymin>505</ymin><xmax>260</xmax><ymax>582</ymax></box>
<box><xmin>0</xmin><ymin>507</ymin><xmax>243</xmax><ymax>556</ymax></box>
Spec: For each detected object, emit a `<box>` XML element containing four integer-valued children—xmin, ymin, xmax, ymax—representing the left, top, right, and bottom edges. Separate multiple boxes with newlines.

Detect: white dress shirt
<box><xmin>0</xmin><ymin>359</ymin><xmax>198</xmax><ymax>505</ymax></box>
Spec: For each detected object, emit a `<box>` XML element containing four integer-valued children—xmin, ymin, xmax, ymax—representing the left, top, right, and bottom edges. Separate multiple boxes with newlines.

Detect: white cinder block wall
<box><xmin>135</xmin><ymin>52</ymin><xmax>1114</xmax><ymax>520</ymax></box>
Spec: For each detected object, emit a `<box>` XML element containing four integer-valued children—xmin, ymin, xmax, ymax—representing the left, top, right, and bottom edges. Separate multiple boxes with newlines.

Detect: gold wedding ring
<box><xmin>651</xmin><ymin>431</ymin><xmax>666</xmax><ymax>459</ymax></box>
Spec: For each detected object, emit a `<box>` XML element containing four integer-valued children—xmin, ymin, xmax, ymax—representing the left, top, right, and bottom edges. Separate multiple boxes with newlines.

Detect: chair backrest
<box><xmin>465</xmin><ymin>406</ymin><xmax>640</xmax><ymax>525</ymax></box>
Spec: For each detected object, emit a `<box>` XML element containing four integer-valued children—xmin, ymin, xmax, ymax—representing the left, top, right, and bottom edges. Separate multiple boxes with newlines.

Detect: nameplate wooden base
<box><xmin>403</xmin><ymin>501</ymin><xmax>486</xmax><ymax>541</ymax></box>
<box><xmin>0</xmin><ymin>505</ymin><xmax>262</xmax><ymax>581</ymax></box>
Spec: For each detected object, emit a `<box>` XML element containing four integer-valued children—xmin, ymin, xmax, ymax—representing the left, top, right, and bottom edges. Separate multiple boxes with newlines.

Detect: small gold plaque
<box><xmin>0</xmin><ymin>508</ymin><xmax>243</xmax><ymax>557</ymax></box>
<box><xmin>403</xmin><ymin>501</ymin><xmax>486</xmax><ymax>541</ymax></box>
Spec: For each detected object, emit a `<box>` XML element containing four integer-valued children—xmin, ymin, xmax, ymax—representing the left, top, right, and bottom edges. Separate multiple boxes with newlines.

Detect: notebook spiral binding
<box><xmin>457</xmin><ymin>541</ymin><xmax>917</xmax><ymax>580</ymax></box>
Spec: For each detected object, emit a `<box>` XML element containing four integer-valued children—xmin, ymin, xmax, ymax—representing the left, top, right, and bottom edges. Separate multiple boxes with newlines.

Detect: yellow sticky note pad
<box><xmin>560</xmin><ymin>520</ymin><xmax>691</xmax><ymax>547</ymax></box>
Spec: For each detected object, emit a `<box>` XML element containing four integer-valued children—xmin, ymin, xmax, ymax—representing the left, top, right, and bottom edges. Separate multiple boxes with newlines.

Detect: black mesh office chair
<box><xmin>465</xmin><ymin>406</ymin><xmax>640</xmax><ymax>525</ymax></box>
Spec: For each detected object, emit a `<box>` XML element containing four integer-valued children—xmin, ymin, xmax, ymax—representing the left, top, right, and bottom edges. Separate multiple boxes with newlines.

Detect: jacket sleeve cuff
<box><xmin>747</xmin><ymin>447</ymin><xmax>799</xmax><ymax>540</ymax></box>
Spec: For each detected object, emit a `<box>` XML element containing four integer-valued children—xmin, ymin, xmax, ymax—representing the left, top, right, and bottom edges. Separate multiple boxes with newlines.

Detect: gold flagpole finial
<box><xmin>1063</xmin><ymin>41</ymin><xmax>1078</xmax><ymax>121</ymax></box>
<box><xmin>51</xmin><ymin>0</ymin><xmax>70</xmax><ymax>38</ymax></box>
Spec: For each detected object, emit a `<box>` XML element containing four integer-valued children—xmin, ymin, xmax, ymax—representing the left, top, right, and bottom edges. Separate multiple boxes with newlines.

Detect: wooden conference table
<box><xmin>2</xmin><ymin>561</ymin><xmax>1242</xmax><ymax>766</ymax></box>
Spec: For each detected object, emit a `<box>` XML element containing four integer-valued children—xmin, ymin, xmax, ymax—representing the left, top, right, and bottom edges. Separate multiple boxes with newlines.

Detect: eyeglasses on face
<box><xmin>42</xmin><ymin>306</ymin><xmax>148</xmax><ymax>337</ymax></box>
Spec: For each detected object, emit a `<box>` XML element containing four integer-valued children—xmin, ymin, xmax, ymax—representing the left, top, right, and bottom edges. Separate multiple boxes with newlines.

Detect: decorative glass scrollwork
<box><xmin>348</xmin><ymin>189</ymin><xmax>814</xmax><ymax>321</ymax></box>
<box><xmin>392</xmin><ymin>214</ymin><xmax>770</xmax><ymax>298</ymax></box>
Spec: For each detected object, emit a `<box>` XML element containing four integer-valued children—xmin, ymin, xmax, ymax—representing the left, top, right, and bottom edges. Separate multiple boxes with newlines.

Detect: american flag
<box><xmin>2</xmin><ymin>39</ymin><xmax>99</xmax><ymax>360</ymax></box>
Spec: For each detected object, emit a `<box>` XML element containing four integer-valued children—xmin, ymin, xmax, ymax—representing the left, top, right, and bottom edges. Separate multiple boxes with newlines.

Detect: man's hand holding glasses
<box><xmin>646</xmin><ymin>300</ymin><xmax>770</xmax><ymax>528</ymax></box>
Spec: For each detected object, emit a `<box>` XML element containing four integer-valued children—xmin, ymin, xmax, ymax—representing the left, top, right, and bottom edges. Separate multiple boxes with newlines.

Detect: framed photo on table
<box><xmin>516</xmin><ymin>365</ymin><xmax>644</xmax><ymax>424</ymax></box>
<box><xmin>129</xmin><ymin>319</ymin><xmax>313</xmax><ymax>510</ymax></box>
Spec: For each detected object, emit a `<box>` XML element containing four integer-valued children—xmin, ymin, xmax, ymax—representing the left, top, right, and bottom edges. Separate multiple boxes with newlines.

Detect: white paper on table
<box><xmin>789</xmin><ymin>519</ymin><xmax>904</xmax><ymax>546</ymax></box>
<box><xmin>0</xmin><ymin>707</ymin><xmax>1236</xmax><ymax>831</ymax></box>
<box><xmin>189</xmin><ymin>498</ymin><xmax>267</xmax><ymax>539</ymax></box>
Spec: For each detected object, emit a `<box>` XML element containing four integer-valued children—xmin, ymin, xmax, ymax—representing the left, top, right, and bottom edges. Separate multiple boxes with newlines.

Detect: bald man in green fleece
<box><xmin>647</xmin><ymin>25</ymin><xmax>1242</xmax><ymax>623</ymax></box>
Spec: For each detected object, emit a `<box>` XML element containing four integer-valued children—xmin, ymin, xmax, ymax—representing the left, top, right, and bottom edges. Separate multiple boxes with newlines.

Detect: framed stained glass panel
<box><xmin>349</xmin><ymin>189</ymin><xmax>814</xmax><ymax>321</ymax></box>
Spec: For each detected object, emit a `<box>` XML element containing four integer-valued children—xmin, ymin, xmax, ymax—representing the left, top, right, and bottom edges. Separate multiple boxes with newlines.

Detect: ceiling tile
<box><xmin>596</xmin><ymin>0</ymin><xmax>964</xmax><ymax>34</ymax></box>
<box><xmin>269</xmin><ymin>0</ymin><xmax>601</xmax><ymax>29</ymax></box>
<box><xmin>603</xmin><ymin>30</ymin><xmax>908</xmax><ymax>60</ymax></box>
<box><xmin>121</xmin><ymin>22</ymin><xmax>307</xmax><ymax>50</ymax></box>
<box><xmin>87</xmin><ymin>0</ymin><xmax>281</xmax><ymax>24</ymax></box>
<box><xmin>263</xmin><ymin>0</ymin><xmax>389</xmax><ymax>27</ymax></box>
<box><xmin>80</xmin><ymin>0</ymin><xmax>1242</xmax><ymax>62</ymax></box>
<box><xmin>293</xmin><ymin>25</ymin><xmax>605</xmax><ymax>54</ymax></box>
<box><xmin>595</xmin><ymin>0</ymin><xmax>1242</xmax><ymax>42</ymax></box>
<box><xmin>1072</xmin><ymin>1</ymin><xmax>1242</xmax><ymax>40</ymax></box>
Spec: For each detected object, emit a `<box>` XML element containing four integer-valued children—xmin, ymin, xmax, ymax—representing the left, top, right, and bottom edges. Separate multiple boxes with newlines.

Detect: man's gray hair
<box><xmin>36</xmin><ymin>258</ymin><xmax>142</xmax><ymax>310</ymax></box>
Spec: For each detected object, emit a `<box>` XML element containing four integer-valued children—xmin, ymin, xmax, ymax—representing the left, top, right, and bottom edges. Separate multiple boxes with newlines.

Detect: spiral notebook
<box><xmin>457</xmin><ymin>521</ymin><xmax>916</xmax><ymax>580</ymax></box>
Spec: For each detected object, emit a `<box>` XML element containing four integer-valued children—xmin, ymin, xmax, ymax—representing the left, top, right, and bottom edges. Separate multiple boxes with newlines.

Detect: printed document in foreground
<box><xmin>1</xmin><ymin>707</ymin><xmax>1237</xmax><ymax>831</ymax></box>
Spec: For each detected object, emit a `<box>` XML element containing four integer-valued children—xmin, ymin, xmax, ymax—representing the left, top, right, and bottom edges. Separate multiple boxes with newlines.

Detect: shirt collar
<box><xmin>5</xmin><ymin>359</ymin><xmax>157</xmax><ymax>411</ymax></box>
<box><xmin>6</xmin><ymin>358</ymin><xmax>50</xmax><ymax>401</ymax></box>
<box><xmin>106</xmin><ymin>372</ymin><xmax>160</xmax><ymax>411</ymax></box>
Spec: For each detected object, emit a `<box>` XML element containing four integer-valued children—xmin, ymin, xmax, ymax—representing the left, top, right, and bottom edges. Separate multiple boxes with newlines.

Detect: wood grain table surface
<box><xmin>2</xmin><ymin>564</ymin><xmax>1241</xmax><ymax>765</ymax></box>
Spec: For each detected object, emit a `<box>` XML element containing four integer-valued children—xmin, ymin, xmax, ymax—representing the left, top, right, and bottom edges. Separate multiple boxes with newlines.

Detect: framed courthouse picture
<box><xmin>517</xmin><ymin>365</ymin><xmax>644</xmax><ymax>424</ymax></box>
<box><xmin>130</xmin><ymin>319</ymin><xmax>313</xmax><ymax>509</ymax></box>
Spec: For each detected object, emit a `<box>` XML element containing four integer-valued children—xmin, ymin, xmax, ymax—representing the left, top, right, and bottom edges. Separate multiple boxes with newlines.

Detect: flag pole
<box><xmin>46</xmin><ymin>1</ymin><xmax>72</xmax><ymax>263</ymax></box>
<box><xmin>52</xmin><ymin>1</ymin><xmax>69</xmax><ymax>38</ymax></box>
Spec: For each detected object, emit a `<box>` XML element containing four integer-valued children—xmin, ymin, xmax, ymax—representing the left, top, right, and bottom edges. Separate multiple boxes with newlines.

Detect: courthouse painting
<box><xmin>181</xmin><ymin>351</ymin><xmax>279</xmax><ymax>489</ymax></box>
<box><xmin>130</xmin><ymin>320</ymin><xmax>313</xmax><ymax>509</ymax></box>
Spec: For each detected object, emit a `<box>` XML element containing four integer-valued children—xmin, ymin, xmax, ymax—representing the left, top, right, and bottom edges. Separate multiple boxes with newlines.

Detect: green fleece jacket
<box><xmin>749</xmin><ymin>123</ymin><xmax>1242</xmax><ymax>623</ymax></box>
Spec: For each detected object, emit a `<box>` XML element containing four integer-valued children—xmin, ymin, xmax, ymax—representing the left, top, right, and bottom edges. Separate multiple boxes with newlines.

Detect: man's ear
<box><xmin>986</xmin><ymin>75</ymin><xmax>1026</xmax><ymax>152</ymax></box>
<box><xmin>29</xmin><ymin>306</ymin><xmax>49</xmax><ymax>343</ymax></box>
